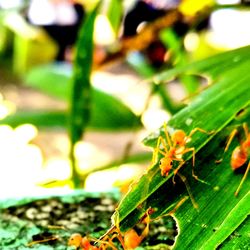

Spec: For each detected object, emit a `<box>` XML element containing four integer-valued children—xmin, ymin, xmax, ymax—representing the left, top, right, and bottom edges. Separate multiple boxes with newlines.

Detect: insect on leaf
<box><xmin>112</xmin><ymin>46</ymin><xmax>250</xmax><ymax>249</ymax></box>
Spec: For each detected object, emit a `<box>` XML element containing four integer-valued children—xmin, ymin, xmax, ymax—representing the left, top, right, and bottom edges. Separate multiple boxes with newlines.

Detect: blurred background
<box><xmin>0</xmin><ymin>0</ymin><xmax>249</xmax><ymax>199</ymax></box>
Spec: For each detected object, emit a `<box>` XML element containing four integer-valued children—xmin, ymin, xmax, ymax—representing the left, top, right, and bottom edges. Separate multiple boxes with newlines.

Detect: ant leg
<box><xmin>175</xmin><ymin>148</ymin><xmax>209</xmax><ymax>184</ymax></box>
<box><xmin>173</xmin><ymin>148</ymin><xmax>195</xmax><ymax>176</ymax></box>
<box><xmin>106</xmin><ymin>235</ymin><xmax>119</xmax><ymax>250</ymax></box>
<box><xmin>243</xmin><ymin>122</ymin><xmax>249</xmax><ymax>139</ymax></box>
<box><xmin>235</xmin><ymin>161</ymin><xmax>250</xmax><ymax>196</ymax></box>
<box><xmin>151</xmin><ymin>123</ymin><xmax>172</xmax><ymax>168</ymax></box>
<box><xmin>168</xmin><ymin>196</ymin><xmax>189</xmax><ymax>215</ymax></box>
<box><xmin>176</xmin><ymin>173</ymin><xmax>199</xmax><ymax>210</ymax></box>
<box><xmin>182</xmin><ymin>147</ymin><xmax>198</xmax><ymax>180</ymax></box>
<box><xmin>216</xmin><ymin>127</ymin><xmax>238</xmax><ymax>164</ymax></box>
<box><xmin>187</xmin><ymin>127</ymin><xmax>215</xmax><ymax>150</ymax></box>
<box><xmin>141</xmin><ymin>209</ymin><xmax>150</xmax><ymax>240</ymax></box>
<box><xmin>99</xmin><ymin>226</ymin><xmax>120</xmax><ymax>250</ymax></box>
<box><xmin>98</xmin><ymin>234</ymin><xmax>117</xmax><ymax>250</ymax></box>
<box><xmin>163</xmin><ymin>122</ymin><xmax>173</xmax><ymax>148</ymax></box>
<box><xmin>106</xmin><ymin>227</ymin><xmax>125</xmax><ymax>250</ymax></box>
<box><xmin>188</xmin><ymin>127</ymin><xmax>214</xmax><ymax>139</ymax></box>
<box><xmin>152</xmin><ymin>136</ymin><xmax>168</xmax><ymax>165</ymax></box>
<box><xmin>152</xmin><ymin>136</ymin><xmax>161</xmax><ymax>165</ymax></box>
<box><xmin>151</xmin><ymin>136</ymin><xmax>162</xmax><ymax>166</ymax></box>
<box><xmin>224</xmin><ymin>128</ymin><xmax>238</xmax><ymax>152</ymax></box>
<box><xmin>28</xmin><ymin>236</ymin><xmax>59</xmax><ymax>247</ymax></box>
<box><xmin>158</xmin><ymin>136</ymin><xmax>170</xmax><ymax>155</ymax></box>
<box><xmin>172</xmin><ymin>159</ymin><xmax>185</xmax><ymax>184</ymax></box>
<box><xmin>134</xmin><ymin>210</ymin><xmax>150</xmax><ymax>245</ymax></box>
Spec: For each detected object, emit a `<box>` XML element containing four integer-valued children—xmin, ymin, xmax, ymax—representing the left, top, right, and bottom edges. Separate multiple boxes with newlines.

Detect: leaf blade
<box><xmin>113</xmin><ymin>47</ymin><xmax>250</xmax><ymax>250</ymax></box>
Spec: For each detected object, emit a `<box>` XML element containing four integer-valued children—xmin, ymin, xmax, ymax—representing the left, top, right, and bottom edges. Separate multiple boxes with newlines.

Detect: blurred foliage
<box><xmin>69</xmin><ymin>3</ymin><xmax>97</xmax><ymax>147</ymax></box>
<box><xmin>0</xmin><ymin>1</ymin><xmax>250</xmax><ymax>248</ymax></box>
<box><xmin>106</xmin><ymin>0</ymin><xmax>123</xmax><ymax>35</ymax></box>
<box><xmin>22</xmin><ymin>63</ymin><xmax>140</xmax><ymax>130</ymax></box>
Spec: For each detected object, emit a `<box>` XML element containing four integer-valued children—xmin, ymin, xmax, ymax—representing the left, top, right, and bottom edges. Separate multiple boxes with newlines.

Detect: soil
<box><xmin>0</xmin><ymin>193</ymin><xmax>177</xmax><ymax>249</ymax></box>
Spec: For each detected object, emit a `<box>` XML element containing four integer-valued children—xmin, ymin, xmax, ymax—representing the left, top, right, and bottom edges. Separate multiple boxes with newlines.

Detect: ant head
<box><xmin>147</xmin><ymin>207</ymin><xmax>155</xmax><ymax>216</ymax></box>
<box><xmin>160</xmin><ymin>157</ymin><xmax>172</xmax><ymax>167</ymax></box>
<box><xmin>172</xmin><ymin>130</ymin><xmax>186</xmax><ymax>145</ymax></box>
<box><xmin>160</xmin><ymin>158</ymin><xmax>173</xmax><ymax>176</ymax></box>
<box><xmin>68</xmin><ymin>233</ymin><xmax>82</xmax><ymax>248</ymax></box>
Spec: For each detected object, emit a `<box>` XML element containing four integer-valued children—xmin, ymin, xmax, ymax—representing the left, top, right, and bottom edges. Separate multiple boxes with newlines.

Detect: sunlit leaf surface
<box><xmin>114</xmin><ymin>46</ymin><xmax>250</xmax><ymax>249</ymax></box>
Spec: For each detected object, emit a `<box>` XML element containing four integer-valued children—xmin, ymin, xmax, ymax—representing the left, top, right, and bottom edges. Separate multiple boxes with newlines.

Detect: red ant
<box><xmin>111</xmin><ymin>200</ymin><xmax>187</xmax><ymax>249</ymax></box>
<box><xmin>153</xmin><ymin>123</ymin><xmax>213</xmax><ymax>182</ymax></box>
<box><xmin>221</xmin><ymin>122</ymin><xmax>250</xmax><ymax>196</ymax></box>
<box><xmin>69</xmin><ymin>199</ymin><xmax>189</xmax><ymax>250</ymax></box>
<box><xmin>68</xmin><ymin>215</ymin><xmax>149</xmax><ymax>250</ymax></box>
<box><xmin>69</xmin><ymin>208</ymin><xmax>153</xmax><ymax>250</ymax></box>
<box><xmin>114</xmin><ymin>208</ymin><xmax>152</xmax><ymax>250</ymax></box>
<box><xmin>68</xmin><ymin>234</ymin><xmax>97</xmax><ymax>249</ymax></box>
<box><xmin>68</xmin><ymin>233</ymin><xmax>117</xmax><ymax>250</ymax></box>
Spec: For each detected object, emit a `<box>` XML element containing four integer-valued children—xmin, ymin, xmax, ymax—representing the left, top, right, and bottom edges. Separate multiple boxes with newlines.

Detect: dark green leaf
<box><xmin>113</xmin><ymin>47</ymin><xmax>250</xmax><ymax>250</ymax></box>
<box><xmin>69</xmin><ymin>4</ymin><xmax>98</xmax><ymax>144</ymax></box>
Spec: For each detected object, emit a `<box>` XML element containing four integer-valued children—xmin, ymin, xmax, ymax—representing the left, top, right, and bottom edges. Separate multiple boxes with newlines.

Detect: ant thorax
<box><xmin>175</xmin><ymin>147</ymin><xmax>185</xmax><ymax>156</ymax></box>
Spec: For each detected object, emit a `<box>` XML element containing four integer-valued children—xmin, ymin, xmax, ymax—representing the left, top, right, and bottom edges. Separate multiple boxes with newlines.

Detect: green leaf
<box><xmin>23</xmin><ymin>64</ymin><xmax>140</xmax><ymax>130</ymax></box>
<box><xmin>154</xmin><ymin>45</ymin><xmax>250</xmax><ymax>83</ymax></box>
<box><xmin>0</xmin><ymin>110</ymin><xmax>66</xmax><ymax>128</ymax></box>
<box><xmin>199</xmin><ymin>192</ymin><xmax>249</xmax><ymax>250</ymax></box>
<box><xmin>106</xmin><ymin>0</ymin><xmax>123</xmax><ymax>35</ymax></box>
<box><xmin>0</xmin><ymin>99</ymin><xmax>140</xmax><ymax>131</ymax></box>
<box><xmin>112</xmin><ymin>47</ymin><xmax>250</xmax><ymax>249</ymax></box>
<box><xmin>69</xmin><ymin>4</ymin><xmax>98</xmax><ymax>145</ymax></box>
<box><xmin>90</xmin><ymin>89</ymin><xmax>141</xmax><ymax>130</ymax></box>
<box><xmin>170</xmin><ymin>120</ymin><xmax>250</xmax><ymax>250</ymax></box>
<box><xmin>25</xmin><ymin>63</ymin><xmax>72</xmax><ymax>101</ymax></box>
<box><xmin>219</xmin><ymin>216</ymin><xmax>250</xmax><ymax>250</ymax></box>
